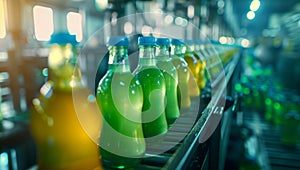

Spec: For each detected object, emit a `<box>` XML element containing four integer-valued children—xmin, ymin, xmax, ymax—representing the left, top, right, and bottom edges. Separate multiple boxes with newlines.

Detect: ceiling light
<box><xmin>247</xmin><ymin>11</ymin><xmax>255</xmax><ymax>20</ymax></box>
<box><xmin>124</xmin><ymin>22</ymin><xmax>133</xmax><ymax>35</ymax></box>
<box><xmin>187</xmin><ymin>5</ymin><xmax>194</xmax><ymax>18</ymax></box>
<box><xmin>250</xmin><ymin>0</ymin><xmax>260</xmax><ymax>12</ymax></box>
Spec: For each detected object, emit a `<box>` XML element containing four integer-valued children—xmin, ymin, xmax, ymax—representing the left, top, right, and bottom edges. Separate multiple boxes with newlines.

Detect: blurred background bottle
<box><xmin>30</xmin><ymin>33</ymin><xmax>102</xmax><ymax>170</ymax></box>
<box><xmin>155</xmin><ymin>38</ymin><xmax>179</xmax><ymax>127</ymax></box>
<box><xmin>183</xmin><ymin>40</ymin><xmax>201</xmax><ymax>97</ymax></box>
<box><xmin>170</xmin><ymin>39</ymin><xmax>191</xmax><ymax>109</ymax></box>
<box><xmin>133</xmin><ymin>36</ymin><xmax>168</xmax><ymax>137</ymax></box>
<box><xmin>281</xmin><ymin>110</ymin><xmax>300</xmax><ymax>146</ymax></box>
<box><xmin>194</xmin><ymin>40</ymin><xmax>207</xmax><ymax>90</ymax></box>
<box><xmin>96</xmin><ymin>36</ymin><xmax>145</xmax><ymax>168</ymax></box>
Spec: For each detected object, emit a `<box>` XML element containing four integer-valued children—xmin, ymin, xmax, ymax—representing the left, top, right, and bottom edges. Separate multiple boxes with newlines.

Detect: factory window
<box><xmin>67</xmin><ymin>12</ymin><xmax>82</xmax><ymax>42</ymax></box>
<box><xmin>33</xmin><ymin>5</ymin><xmax>54</xmax><ymax>41</ymax></box>
<box><xmin>0</xmin><ymin>0</ymin><xmax>6</xmax><ymax>39</ymax></box>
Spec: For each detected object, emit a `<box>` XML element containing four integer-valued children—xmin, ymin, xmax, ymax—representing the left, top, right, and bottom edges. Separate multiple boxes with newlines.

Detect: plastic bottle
<box><xmin>170</xmin><ymin>39</ymin><xmax>191</xmax><ymax>109</ymax></box>
<box><xmin>155</xmin><ymin>38</ymin><xmax>179</xmax><ymax>126</ymax></box>
<box><xmin>194</xmin><ymin>40</ymin><xmax>207</xmax><ymax>89</ymax></box>
<box><xmin>30</xmin><ymin>33</ymin><xmax>102</xmax><ymax>170</ymax></box>
<box><xmin>96</xmin><ymin>36</ymin><xmax>145</xmax><ymax>168</ymax></box>
<box><xmin>133</xmin><ymin>36</ymin><xmax>168</xmax><ymax>137</ymax></box>
<box><xmin>184</xmin><ymin>40</ymin><xmax>201</xmax><ymax>97</ymax></box>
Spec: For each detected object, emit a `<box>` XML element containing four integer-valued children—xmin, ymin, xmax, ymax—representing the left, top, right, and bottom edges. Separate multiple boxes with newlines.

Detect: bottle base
<box><xmin>100</xmin><ymin>149</ymin><xmax>143</xmax><ymax>169</ymax></box>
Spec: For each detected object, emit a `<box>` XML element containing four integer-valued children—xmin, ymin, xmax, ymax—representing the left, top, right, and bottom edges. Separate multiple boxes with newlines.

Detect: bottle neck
<box><xmin>185</xmin><ymin>45</ymin><xmax>193</xmax><ymax>53</ymax></box>
<box><xmin>155</xmin><ymin>45</ymin><xmax>169</xmax><ymax>58</ymax></box>
<box><xmin>194</xmin><ymin>44</ymin><xmax>200</xmax><ymax>52</ymax></box>
<box><xmin>108</xmin><ymin>46</ymin><xmax>130</xmax><ymax>72</ymax></box>
<box><xmin>171</xmin><ymin>44</ymin><xmax>185</xmax><ymax>56</ymax></box>
<box><xmin>138</xmin><ymin>45</ymin><xmax>156</xmax><ymax>66</ymax></box>
<box><xmin>48</xmin><ymin>43</ymin><xmax>82</xmax><ymax>90</ymax></box>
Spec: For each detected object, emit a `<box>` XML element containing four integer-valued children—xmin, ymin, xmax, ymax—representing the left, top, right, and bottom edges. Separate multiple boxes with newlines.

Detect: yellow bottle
<box><xmin>30</xmin><ymin>33</ymin><xmax>102</xmax><ymax>170</ymax></box>
<box><xmin>194</xmin><ymin>40</ymin><xmax>207</xmax><ymax>89</ymax></box>
<box><xmin>170</xmin><ymin>39</ymin><xmax>191</xmax><ymax>109</ymax></box>
<box><xmin>183</xmin><ymin>40</ymin><xmax>201</xmax><ymax>97</ymax></box>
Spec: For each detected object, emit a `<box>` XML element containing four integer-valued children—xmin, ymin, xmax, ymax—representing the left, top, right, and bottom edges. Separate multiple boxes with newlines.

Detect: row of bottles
<box><xmin>97</xmin><ymin>36</ymin><xmax>205</xmax><ymax>168</ymax></box>
<box><xmin>235</xmin><ymin>55</ymin><xmax>300</xmax><ymax>146</ymax></box>
<box><xmin>96</xmin><ymin>36</ymin><xmax>145</xmax><ymax>168</ymax></box>
<box><xmin>30</xmin><ymin>33</ymin><xmax>239</xmax><ymax>169</ymax></box>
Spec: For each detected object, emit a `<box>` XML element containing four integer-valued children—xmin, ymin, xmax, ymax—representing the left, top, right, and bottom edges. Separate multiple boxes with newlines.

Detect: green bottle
<box><xmin>133</xmin><ymin>36</ymin><xmax>168</xmax><ymax>138</ymax></box>
<box><xmin>170</xmin><ymin>39</ymin><xmax>191</xmax><ymax>109</ymax></box>
<box><xmin>155</xmin><ymin>38</ymin><xmax>179</xmax><ymax>127</ymax></box>
<box><xmin>96</xmin><ymin>36</ymin><xmax>145</xmax><ymax>168</ymax></box>
<box><xmin>281</xmin><ymin>110</ymin><xmax>300</xmax><ymax>146</ymax></box>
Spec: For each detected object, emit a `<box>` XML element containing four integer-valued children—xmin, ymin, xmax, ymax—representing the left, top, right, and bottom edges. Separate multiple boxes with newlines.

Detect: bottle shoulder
<box><xmin>134</xmin><ymin>66</ymin><xmax>162</xmax><ymax>75</ymax></box>
<box><xmin>156</xmin><ymin>60</ymin><xmax>178</xmax><ymax>76</ymax></box>
<box><xmin>97</xmin><ymin>70</ymin><xmax>142</xmax><ymax>93</ymax></box>
<box><xmin>170</xmin><ymin>56</ymin><xmax>188</xmax><ymax>67</ymax></box>
<box><xmin>134</xmin><ymin>67</ymin><xmax>165</xmax><ymax>85</ymax></box>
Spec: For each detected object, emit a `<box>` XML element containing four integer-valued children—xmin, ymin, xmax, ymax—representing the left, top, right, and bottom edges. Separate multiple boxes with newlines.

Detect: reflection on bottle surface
<box><xmin>171</xmin><ymin>39</ymin><xmax>191</xmax><ymax>109</ymax></box>
<box><xmin>134</xmin><ymin>36</ymin><xmax>168</xmax><ymax>137</ymax></box>
<box><xmin>30</xmin><ymin>33</ymin><xmax>102</xmax><ymax>170</ymax></box>
<box><xmin>96</xmin><ymin>36</ymin><xmax>145</xmax><ymax>168</ymax></box>
<box><xmin>155</xmin><ymin>38</ymin><xmax>180</xmax><ymax>127</ymax></box>
<box><xmin>184</xmin><ymin>40</ymin><xmax>200</xmax><ymax>97</ymax></box>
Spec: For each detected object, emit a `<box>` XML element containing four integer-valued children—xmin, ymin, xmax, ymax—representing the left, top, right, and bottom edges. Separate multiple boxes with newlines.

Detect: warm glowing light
<box><xmin>95</xmin><ymin>0</ymin><xmax>108</xmax><ymax>11</ymax></box>
<box><xmin>227</xmin><ymin>37</ymin><xmax>235</xmax><ymax>44</ymax></box>
<box><xmin>33</xmin><ymin>5</ymin><xmax>54</xmax><ymax>41</ymax></box>
<box><xmin>164</xmin><ymin>15</ymin><xmax>173</xmax><ymax>25</ymax></box>
<box><xmin>141</xmin><ymin>25</ymin><xmax>153</xmax><ymax>36</ymax></box>
<box><xmin>247</xmin><ymin>11</ymin><xmax>255</xmax><ymax>20</ymax></box>
<box><xmin>0</xmin><ymin>0</ymin><xmax>6</xmax><ymax>39</ymax></box>
<box><xmin>124</xmin><ymin>22</ymin><xmax>133</xmax><ymax>34</ymax></box>
<box><xmin>187</xmin><ymin>5</ymin><xmax>194</xmax><ymax>18</ymax></box>
<box><xmin>250</xmin><ymin>0</ymin><xmax>260</xmax><ymax>12</ymax></box>
<box><xmin>67</xmin><ymin>12</ymin><xmax>83</xmax><ymax>42</ymax></box>
<box><xmin>241</xmin><ymin>38</ymin><xmax>250</xmax><ymax>47</ymax></box>
<box><xmin>219</xmin><ymin>36</ymin><xmax>227</xmax><ymax>44</ymax></box>
<box><xmin>175</xmin><ymin>17</ymin><xmax>188</xmax><ymax>27</ymax></box>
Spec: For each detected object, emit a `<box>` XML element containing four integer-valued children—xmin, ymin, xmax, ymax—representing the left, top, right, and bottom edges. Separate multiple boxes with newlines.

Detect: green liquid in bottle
<box><xmin>96</xmin><ymin>38</ymin><xmax>145</xmax><ymax>169</ymax></box>
<box><xmin>155</xmin><ymin>39</ymin><xmax>180</xmax><ymax>127</ymax></box>
<box><xmin>156</xmin><ymin>60</ymin><xmax>179</xmax><ymax>126</ymax></box>
<box><xmin>134</xmin><ymin>37</ymin><xmax>168</xmax><ymax>138</ymax></box>
<box><xmin>97</xmin><ymin>68</ymin><xmax>145</xmax><ymax>168</ymax></box>
<box><xmin>134</xmin><ymin>66</ymin><xmax>168</xmax><ymax>137</ymax></box>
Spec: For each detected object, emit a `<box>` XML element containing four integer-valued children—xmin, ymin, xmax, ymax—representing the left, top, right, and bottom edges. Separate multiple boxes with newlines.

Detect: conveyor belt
<box><xmin>243</xmin><ymin>111</ymin><xmax>300</xmax><ymax>170</ymax></box>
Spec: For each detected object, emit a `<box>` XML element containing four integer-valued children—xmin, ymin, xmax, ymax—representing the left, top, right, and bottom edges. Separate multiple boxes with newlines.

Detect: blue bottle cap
<box><xmin>107</xmin><ymin>36</ymin><xmax>129</xmax><ymax>47</ymax></box>
<box><xmin>210</xmin><ymin>40</ymin><xmax>219</xmax><ymax>45</ymax></box>
<box><xmin>155</xmin><ymin>38</ymin><xmax>170</xmax><ymax>46</ymax></box>
<box><xmin>50</xmin><ymin>32</ymin><xmax>78</xmax><ymax>45</ymax></box>
<box><xmin>194</xmin><ymin>39</ymin><xmax>206</xmax><ymax>44</ymax></box>
<box><xmin>171</xmin><ymin>38</ymin><xmax>184</xmax><ymax>45</ymax></box>
<box><xmin>138</xmin><ymin>36</ymin><xmax>156</xmax><ymax>46</ymax></box>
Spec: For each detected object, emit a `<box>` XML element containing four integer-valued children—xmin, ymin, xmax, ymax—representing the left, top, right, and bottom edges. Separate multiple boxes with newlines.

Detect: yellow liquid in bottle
<box><xmin>171</xmin><ymin>55</ymin><xmax>191</xmax><ymax>109</ymax></box>
<box><xmin>30</xmin><ymin>61</ymin><xmax>102</xmax><ymax>169</ymax></box>
<box><xmin>184</xmin><ymin>51</ymin><xmax>201</xmax><ymax>97</ymax></box>
<box><xmin>31</xmin><ymin>87</ymin><xmax>102</xmax><ymax>170</ymax></box>
<box><xmin>193</xmin><ymin>51</ymin><xmax>206</xmax><ymax>89</ymax></box>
